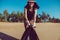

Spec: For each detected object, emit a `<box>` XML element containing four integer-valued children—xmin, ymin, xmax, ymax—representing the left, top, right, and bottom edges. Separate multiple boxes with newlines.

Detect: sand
<box><xmin>0</xmin><ymin>22</ymin><xmax>60</xmax><ymax>40</ymax></box>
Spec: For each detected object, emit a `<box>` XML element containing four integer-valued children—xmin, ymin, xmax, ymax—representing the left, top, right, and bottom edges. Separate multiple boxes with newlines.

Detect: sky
<box><xmin>0</xmin><ymin>0</ymin><xmax>60</xmax><ymax>19</ymax></box>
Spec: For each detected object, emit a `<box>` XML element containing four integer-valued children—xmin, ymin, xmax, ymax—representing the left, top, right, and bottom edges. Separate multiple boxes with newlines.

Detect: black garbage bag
<box><xmin>21</xmin><ymin>25</ymin><xmax>39</xmax><ymax>40</ymax></box>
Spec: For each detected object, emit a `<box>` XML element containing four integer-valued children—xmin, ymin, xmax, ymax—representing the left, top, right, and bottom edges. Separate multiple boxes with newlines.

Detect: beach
<box><xmin>0</xmin><ymin>22</ymin><xmax>60</xmax><ymax>40</ymax></box>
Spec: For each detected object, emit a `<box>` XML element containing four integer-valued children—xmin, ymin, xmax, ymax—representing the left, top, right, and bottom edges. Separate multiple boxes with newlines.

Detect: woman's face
<box><xmin>29</xmin><ymin>2</ymin><xmax>34</xmax><ymax>7</ymax></box>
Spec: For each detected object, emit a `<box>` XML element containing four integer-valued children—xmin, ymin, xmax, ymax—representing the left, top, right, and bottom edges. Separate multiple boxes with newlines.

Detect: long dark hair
<box><xmin>25</xmin><ymin>2</ymin><xmax>39</xmax><ymax>10</ymax></box>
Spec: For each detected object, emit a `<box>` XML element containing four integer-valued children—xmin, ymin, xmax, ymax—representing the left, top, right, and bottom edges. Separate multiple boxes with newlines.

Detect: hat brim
<box><xmin>28</xmin><ymin>1</ymin><xmax>35</xmax><ymax>2</ymax></box>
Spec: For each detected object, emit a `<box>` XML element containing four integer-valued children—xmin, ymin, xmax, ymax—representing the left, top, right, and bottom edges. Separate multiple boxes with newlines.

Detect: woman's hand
<box><xmin>30</xmin><ymin>20</ymin><xmax>36</xmax><ymax>28</ymax></box>
<box><xmin>26</xmin><ymin>20</ymin><xmax>30</xmax><ymax>26</ymax></box>
<box><xmin>26</xmin><ymin>20</ymin><xmax>30</xmax><ymax>29</ymax></box>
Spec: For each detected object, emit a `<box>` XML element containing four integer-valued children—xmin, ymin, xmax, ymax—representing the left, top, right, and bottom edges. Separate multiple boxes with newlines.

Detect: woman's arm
<box><xmin>32</xmin><ymin>9</ymin><xmax>37</xmax><ymax>27</ymax></box>
<box><xmin>30</xmin><ymin>9</ymin><xmax>37</xmax><ymax>28</ymax></box>
<box><xmin>24</xmin><ymin>8</ymin><xmax>30</xmax><ymax>25</ymax></box>
<box><xmin>34</xmin><ymin>9</ymin><xmax>37</xmax><ymax>22</ymax></box>
<box><xmin>24</xmin><ymin>8</ymin><xmax>28</xmax><ymax>21</ymax></box>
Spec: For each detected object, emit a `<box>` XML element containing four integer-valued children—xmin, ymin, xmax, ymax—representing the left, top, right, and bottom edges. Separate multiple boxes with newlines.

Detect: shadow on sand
<box><xmin>21</xmin><ymin>25</ymin><xmax>39</xmax><ymax>40</ymax></box>
<box><xmin>0</xmin><ymin>32</ymin><xmax>19</xmax><ymax>40</ymax></box>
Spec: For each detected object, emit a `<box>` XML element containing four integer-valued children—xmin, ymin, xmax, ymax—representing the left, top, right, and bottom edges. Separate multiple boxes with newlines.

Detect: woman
<box><xmin>24</xmin><ymin>0</ymin><xmax>39</xmax><ymax>30</ymax></box>
<box><xmin>21</xmin><ymin>0</ymin><xmax>39</xmax><ymax>40</ymax></box>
